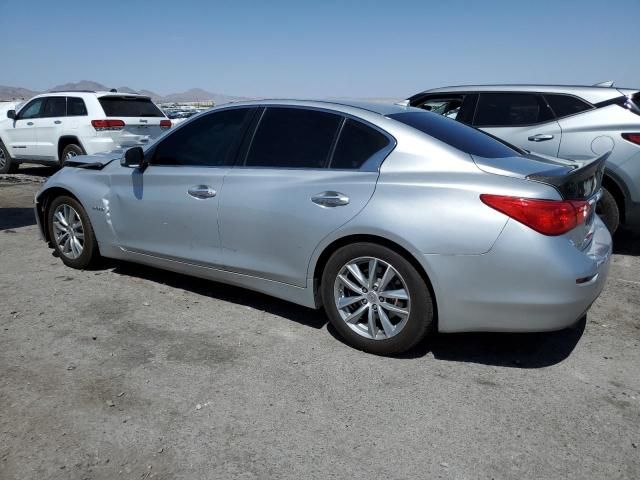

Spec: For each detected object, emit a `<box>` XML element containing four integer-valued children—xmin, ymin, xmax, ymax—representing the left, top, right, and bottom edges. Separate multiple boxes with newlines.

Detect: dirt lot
<box><xmin>1</xmin><ymin>165</ymin><xmax>639</xmax><ymax>480</ymax></box>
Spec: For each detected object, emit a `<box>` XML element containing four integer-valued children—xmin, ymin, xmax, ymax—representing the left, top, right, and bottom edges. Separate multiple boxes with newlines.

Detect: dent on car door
<box><xmin>473</xmin><ymin>92</ymin><xmax>563</xmax><ymax>157</ymax></box>
<box><xmin>218</xmin><ymin>107</ymin><xmax>392</xmax><ymax>287</ymax></box>
<box><xmin>108</xmin><ymin>107</ymin><xmax>254</xmax><ymax>265</ymax></box>
<box><xmin>5</xmin><ymin>98</ymin><xmax>43</xmax><ymax>159</ymax></box>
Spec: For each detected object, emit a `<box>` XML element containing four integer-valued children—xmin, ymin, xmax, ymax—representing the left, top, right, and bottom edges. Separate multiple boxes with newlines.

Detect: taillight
<box><xmin>91</xmin><ymin>119</ymin><xmax>125</xmax><ymax>131</ymax></box>
<box><xmin>160</xmin><ymin>119</ymin><xmax>172</xmax><ymax>129</ymax></box>
<box><xmin>621</xmin><ymin>133</ymin><xmax>640</xmax><ymax>145</ymax></box>
<box><xmin>480</xmin><ymin>194</ymin><xmax>590</xmax><ymax>236</ymax></box>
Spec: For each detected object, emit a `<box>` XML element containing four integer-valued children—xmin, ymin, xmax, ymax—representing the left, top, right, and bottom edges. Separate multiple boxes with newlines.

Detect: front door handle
<box><xmin>311</xmin><ymin>191</ymin><xmax>350</xmax><ymax>207</ymax></box>
<box><xmin>188</xmin><ymin>185</ymin><xmax>217</xmax><ymax>199</ymax></box>
<box><xmin>26</xmin><ymin>121</ymin><xmax>34</xmax><ymax>126</ymax></box>
<box><xmin>54</xmin><ymin>120</ymin><xmax>62</xmax><ymax>124</ymax></box>
<box><xmin>528</xmin><ymin>134</ymin><xmax>554</xmax><ymax>142</ymax></box>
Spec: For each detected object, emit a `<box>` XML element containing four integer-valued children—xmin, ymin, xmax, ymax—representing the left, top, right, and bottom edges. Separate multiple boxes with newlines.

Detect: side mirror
<box><xmin>7</xmin><ymin>110</ymin><xmax>16</xmax><ymax>120</ymax></box>
<box><xmin>121</xmin><ymin>146</ymin><xmax>147</xmax><ymax>169</ymax></box>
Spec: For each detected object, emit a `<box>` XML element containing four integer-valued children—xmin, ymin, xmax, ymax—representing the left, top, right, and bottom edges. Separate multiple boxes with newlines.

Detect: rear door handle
<box><xmin>528</xmin><ymin>134</ymin><xmax>554</xmax><ymax>142</ymax></box>
<box><xmin>54</xmin><ymin>120</ymin><xmax>62</xmax><ymax>124</ymax></box>
<box><xmin>26</xmin><ymin>122</ymin><xmax>34</xmax><ymax>126</ymax></box>
<box><xmin>188</xmin><ymin>185</ymin><xmax>217</xmax><ymax>199</ymax></box>
<box><xmin>311</xmin><ymin>191</ymin><xmax>350</xmax><ymax>207</ymax></box>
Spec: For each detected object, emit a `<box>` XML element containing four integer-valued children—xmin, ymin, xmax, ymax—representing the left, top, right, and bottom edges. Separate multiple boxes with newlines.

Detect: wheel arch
<box><xmin>57</xmin><ymin>136</ymin><xmax>86</xmax><ymax>162</ymax></box>
<box><xmin>311</xmin><ymin>233</ymin><xmax>438</xmax><ymax>325</ymax></box>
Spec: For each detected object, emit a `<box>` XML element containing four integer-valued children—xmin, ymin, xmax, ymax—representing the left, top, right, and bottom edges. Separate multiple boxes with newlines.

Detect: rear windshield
<box><xmin>98</xmin><ymin>96</ymin><xmax>164</xmax><ymax>117</ymax></box>
<box><xmin>632</xmin><ymin>93</ymin><xmax>640</xmax><ymax>111</ymax></box>
<box><xmin>388</xmin><ymin>111</ymin><xmax>520</xmax><ymax>159</ymax></box>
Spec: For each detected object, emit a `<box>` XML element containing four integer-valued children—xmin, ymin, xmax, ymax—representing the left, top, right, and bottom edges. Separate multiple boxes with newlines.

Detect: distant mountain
<box><xmin>0</xmin><ymin>80</ymin><xmax>248</xmax><ymax>105</ymax></box>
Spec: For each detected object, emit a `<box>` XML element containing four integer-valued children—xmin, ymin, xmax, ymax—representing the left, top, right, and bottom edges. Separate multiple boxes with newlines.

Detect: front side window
<box><xmin>42</xmin><ymin>97</ymin><xmax>66</xmax><ymax>117</ymax></box>
<box><xmin>153</xmin><ymin>108</ymin><xmax>252</xmax><ymax>167</ymax></box>
<box><xmin>473</xmin><ymin>93</ymin><xmax>554</xmax><ymax>127</ymax></box>
<box><xmin>415</xmin><ymin>96</ymin><xmax>464</xmax><ymax>120</ymax></box>
<box><xmin>18</xmin><ymin>98</ymin><xmax>45</xmax><ymax>119</ymax></box>
<box><xmin>544</xmin><ymin>94</ymin><xmax>592</xmax><ymax>119</ymax></box>
<box><xmin>67</xmin><ymin>97</ymin><xmax>88</xmax><ymax>116</ymax></box>
<box><xmin>389</xmin><ymin>111</ymin><xmax>519</xmax><ymax>158</ymax></box>
<box><xmin>245</xmin><ymin>107</ymin><xmax>342</xmax><ymax>168</ymax></box>
<box><xmin>99</xmin><ymin>96</ymin><xmax>164</xmax><ymax>117</ymax></box>
<box><xmin>330</xmin><ymin>119</ymin><xmax>390</xmax><ymax>169</ymax></box>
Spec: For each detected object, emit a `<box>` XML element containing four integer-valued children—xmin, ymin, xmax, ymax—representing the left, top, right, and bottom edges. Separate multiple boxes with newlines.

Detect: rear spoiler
<box><xmin>527</xmin><ymin>152</ymin><xmax>609</xmax><ymax>200</ymax></box>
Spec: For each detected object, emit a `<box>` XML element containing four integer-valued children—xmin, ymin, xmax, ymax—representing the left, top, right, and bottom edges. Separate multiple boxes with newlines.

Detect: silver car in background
<box><xmin>407</xmin><ymin>84</ymin><xmax>640</xmax><ymax>233</ymax></box>
<box><xmin>34</xmin><ymin>100</ymin><xmax>611</xmax><ymax>355</ymax></box>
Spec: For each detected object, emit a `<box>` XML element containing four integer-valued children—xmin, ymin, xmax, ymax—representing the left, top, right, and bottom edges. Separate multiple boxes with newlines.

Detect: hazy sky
<box><xmin>1</xmin><ymin>0</ymin><xmax>638</xmax><ymax>98</ymax></box>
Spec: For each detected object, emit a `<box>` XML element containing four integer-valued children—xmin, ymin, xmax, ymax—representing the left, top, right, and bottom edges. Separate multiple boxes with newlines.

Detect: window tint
<box><xmin>416</xmin><ymin>96</ymin><xmax>464</xmax><ymax>120</ymax></box>
<box><xmin>474</xmin><ymin>93</ymin><xmax>554</xmax><ymax>127</ymax></box>
<box><xmin>18</xmin><ymin>98</ymin><xmax>45</xmax><ymax>119</ymax></box>
<box><xmin>388</xmin><ymin>111</ymin><xmax>519</xmax><ymax>158</ymax></box>
<box><xmin>98</xmin><ymin>96</ymin><xmax>164</xmax><ymax>117</ymax></box>
<box><xmin>42</xmin><ymin>97</ymin><xmax>66</xmax><ymax>117</ymax></box>
<box><xmin>330</xmin><ymin>119</ymin><xmax>390</xmax><ymax>169</ymax></box>
<box><xmin>245</xmin><ymin>108</ymin><xmax>342</xmax><ymax>168</ymax></box>
<box><xmin>545</xmin><ymin>94</ymin><xmax>592</xmax><ymax>118</ymax></box>
<box><xmin>67</xmin><ymin>97</ymin><xmax>87</xmax><ymax>116</ymax></box>
<box><xmin>153</xmin><ymin>108</ymin><xmax>252</xmax><ymax>166</ymax></box>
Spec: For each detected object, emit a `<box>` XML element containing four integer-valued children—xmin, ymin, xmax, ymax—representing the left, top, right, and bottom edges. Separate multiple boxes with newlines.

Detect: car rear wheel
<box><xmin>60</xmin><ymin>144</ymin><xmax>84</xmax><ymax>166</ymax></box>
<box><xmin>321</xmin><ymin>242</ymin><xmax>434</xmax><ymax>355</ymax></box>
<box><xmin>596</xmin><ymin>188</ymin><xmax>620</xmax><ymax>234</ymax></box>
<box><xmin>47</xmin><ymin>195</ymin><xmax>99</xmax><ymax>269</ymax></box>
<box><xmin>0</xmin><ymin>140</ymin><xmax>18</xmax><ymax>174</ymax></box>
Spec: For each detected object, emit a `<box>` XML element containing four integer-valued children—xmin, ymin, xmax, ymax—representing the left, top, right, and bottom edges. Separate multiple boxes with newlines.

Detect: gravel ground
<box><xmin>1</xmin><ymin>165</ymin><xmax>639</xmax><ymax>480</ymax></box>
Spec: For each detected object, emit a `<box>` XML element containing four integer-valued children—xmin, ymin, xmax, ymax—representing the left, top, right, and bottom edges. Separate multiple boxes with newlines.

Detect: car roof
<box><xmin>35</xmin><ymin>91</ymin><xmax>152</xmax><ymax>99</ymax></box>
<box><xmin>218</xmin><ymin>98</ymin><xmax>416</xmax><ymax>117</ymax></box>
<box><xmin>416</xmin><ymin>84</ymin><xmax>638</xmax><ymax>104</ymax></box>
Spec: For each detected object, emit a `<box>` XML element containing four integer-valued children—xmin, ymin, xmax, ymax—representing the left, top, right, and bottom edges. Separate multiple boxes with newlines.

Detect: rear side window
<box><xmin>245</xmin><ymin>108</ymin><xmax>342</xmax><ymax>168</ymax></box>
<box><xmin>388</xmin><ymin>111</ymin><xmax>519</xmax><ymax>158</ymax></box>
<box><xmin>415</xmin><ymin>96</ymin><xmax>464</xmax><ymax>120</ymax></box>
<box><xmin>67</xmin><ymin>97</ymin><xmax>87</xmax><ymax>116</ymax></box>
<box><xmin>330</xmin><ymin>119</ymin><xmax>390</xmax><ymax>169</ymax></box>
<box><xmin>545</xmin><ymin>94</ymin><xmax>592</xmax><ymax>118</ymax></box>
<box><xmin>98</xmin><ymin>96</ymin><xmax>164</xmax><ymax>117</ymax></box>
<box><xmin>153</xmin><ymin>108</ymin><xmax>252</xmax><ymax>167</ymax></box>
<box><xmin>474</xmin><ymin>93</ymin><xmax>554</xmax><ymax>127</ymax></box>
<box><xmin>42</xmin><ymin>97</ymin><xmax>66</xmax><ymax>117</ymax></box>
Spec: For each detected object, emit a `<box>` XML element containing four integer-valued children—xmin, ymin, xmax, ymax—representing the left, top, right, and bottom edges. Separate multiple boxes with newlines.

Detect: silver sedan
<box><xmin>34</xmin><ymin>100</ymin><xmax>612</xmax><ymax>355</ymax></box>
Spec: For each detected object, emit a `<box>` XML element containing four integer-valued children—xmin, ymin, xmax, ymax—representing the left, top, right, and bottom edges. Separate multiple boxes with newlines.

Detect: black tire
<box><xmin>321</xmin><ymin>242</ymin><xmax>434</xmax><ymax>355</ymax></box>
<box><xmin>47</xmin><ymin>195</ymin><xmax>99</xmax><ymax>269</ymax></box>
<box><xmin>596</xmin><ymin>188</ymin><xmax>620</xmax><ymax>234</ymax></box>
<box><xmin>0</xmin><ymin>140</ymin><xmax>18</xmax><ymax>174</ymax></box>
<box><xmin>60</xmin><ymin>144</ymin><xmax>84</xmax><ymax>166</ymax></box>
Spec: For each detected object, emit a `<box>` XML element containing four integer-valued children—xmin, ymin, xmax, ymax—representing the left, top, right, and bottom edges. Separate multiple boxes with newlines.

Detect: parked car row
<box><xmin>0</xmin><ymin>90</ymin><xmax>171</xmax><ymax>174</ymax></box>
<box><xmin>31</xmin><ymin>97</ymin><xmax>613</xmax><ymax>355</ymax></box>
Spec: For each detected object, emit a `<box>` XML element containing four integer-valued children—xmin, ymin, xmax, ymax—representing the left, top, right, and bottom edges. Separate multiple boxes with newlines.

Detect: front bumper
<box><xmin>425</xmin><ymin>216</ymin><xmax>612</xmax><ymax>333</ymax></box>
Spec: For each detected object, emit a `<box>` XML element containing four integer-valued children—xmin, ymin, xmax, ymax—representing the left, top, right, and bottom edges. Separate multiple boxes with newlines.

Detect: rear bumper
<box><xmin>425</xmin><ymin>217</ymin><xmax>612</xmax><ymax>333</ymax></box>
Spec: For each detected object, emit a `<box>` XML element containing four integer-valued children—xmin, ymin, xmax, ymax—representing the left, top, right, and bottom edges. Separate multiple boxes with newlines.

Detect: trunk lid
<box><xmin>97</xmin><ymin>95</ymin><xmax>169</xmax><ymax>147</ymax></box>
<box><xmin>473</xmin><ymin>152</ymin><xmax>608</xmax><ymax>249</ymax></box>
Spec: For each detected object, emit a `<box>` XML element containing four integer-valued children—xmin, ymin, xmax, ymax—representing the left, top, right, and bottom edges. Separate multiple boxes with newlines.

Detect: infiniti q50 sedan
<box><xmin>34</xmin><ymin>100</ymin><xmax>612</xmax><ymax>355</ymax></box>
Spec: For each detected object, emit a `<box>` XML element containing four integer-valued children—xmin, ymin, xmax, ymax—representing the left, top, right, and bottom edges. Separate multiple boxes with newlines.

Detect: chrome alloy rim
<box><xmin>0</xmin><ymin>147</ymin><xmax>6</xmax><ymax>169</ymax></box>
<box><xmin>333</xmin><ymin>256</ymin><xmax>411</xmax><ymax>340</ymax></box>
<box><xmin>52</xmin><ymin>204</ymin><xmax>84</xmax><ymax>259</ymax></box>
<box><xmin>65</xmin><ymin>150</ymin><xmax>78</xmax><ymax>160</ymax></box>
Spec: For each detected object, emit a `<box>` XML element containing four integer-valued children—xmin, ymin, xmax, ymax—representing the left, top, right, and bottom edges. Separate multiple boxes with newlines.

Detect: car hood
<box><xmin>63</xmin><ymin>149</ymin><xmax>126</xmax><ymax>169</ymax></box>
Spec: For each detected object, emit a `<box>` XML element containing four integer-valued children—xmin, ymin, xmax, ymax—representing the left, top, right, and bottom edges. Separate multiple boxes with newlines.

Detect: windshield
<box><xmin>98</xmin><ymin>96</ymin><xmax>164</xmax><ymax>117</ymax></box>
<box><xmin>387</xmin><ymin>111</ymin><xmax>521</xmax><ymax>159</ymax></box>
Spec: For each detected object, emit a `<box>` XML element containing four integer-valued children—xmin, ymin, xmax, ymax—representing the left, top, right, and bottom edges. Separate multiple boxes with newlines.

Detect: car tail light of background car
<box><xmin>160</xmin><ymin>119</ymin><xmax>172</xmax><ymax>129</ymax></box>
<box><xmin>91</xmin><ymin>119</ymin><xmax>125</xmax><ymax>131</ymax></box>
<box><xmin>480</xmin><ymin>194</ymin><xmax>591</xmax><ymax>236</ymax></box>
<box><xmin>621</xmin><ymin>133</ymin><xmax>640</xmax><ymax>145</ymax></box>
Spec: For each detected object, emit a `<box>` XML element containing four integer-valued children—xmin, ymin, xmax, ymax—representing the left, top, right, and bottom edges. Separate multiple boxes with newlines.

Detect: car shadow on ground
<box><xmin>0</xmin><ymin>207</ymin><xmax>35</xmax><ymax>230</ymax></box>
<box><xmin>110</xmin><ymin>260</ymin><xmax>585</xmax><ymax>367</ymax></box>
<box><xmin>110</xmin><ymin>261</ymin><xmax>328</xmax><ymax>330</ymax></box>
<box><xmin>613</xmin><ymin>227</ymin><xmax>640</xmax><ymax>256</ymax></box>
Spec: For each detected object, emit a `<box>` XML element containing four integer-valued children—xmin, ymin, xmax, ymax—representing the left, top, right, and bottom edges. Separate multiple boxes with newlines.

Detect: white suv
<box><xmin>0</xmin><ymin>91</ymin><xmax>171</xmax><ymax>173</ymax></box>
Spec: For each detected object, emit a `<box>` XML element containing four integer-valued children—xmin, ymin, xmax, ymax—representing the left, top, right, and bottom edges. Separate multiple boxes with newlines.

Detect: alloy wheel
<box><xmin>65</xmin><ymin>150</ymin><xmax>78</xmax><ymax>160</ymax></box>
<box><xmin>333</xmin><ymin>256</ymin><xmax>411</xmax><ymax>340</ymax></box>
<box><xmin>52</xmin><ymin>204</ymin><xmax>85</xmax><ymax>259</ymax></box>
<box><xmin>0</xmin><ymin>148</ymin><xmax>6</xmax><ymax>169</ymax></box>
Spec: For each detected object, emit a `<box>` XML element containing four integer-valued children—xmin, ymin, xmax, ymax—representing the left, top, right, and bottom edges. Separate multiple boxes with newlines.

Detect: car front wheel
<box><xmin>0</xmin><ymin>140</ymin><xmax>18</xmax><ymax>174</ymax></box>
<box><xmin>321</xmin><ymin>242</ymin><xmax>434</xmax><ymax>355</ymax></box>
<box><xmin>47</xmin><ymin>195</ymin><xmax>99</xmax><ymax>269</ymax></box>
